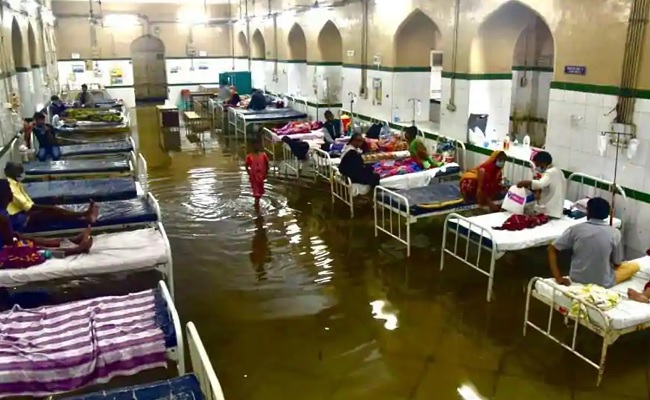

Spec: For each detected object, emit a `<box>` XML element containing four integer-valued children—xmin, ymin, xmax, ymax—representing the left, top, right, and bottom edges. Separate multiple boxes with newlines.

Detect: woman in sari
<box><xmin>459</xmin><ymin>150</ymin><xmax>507</xmax><ymax>211</ymax></box>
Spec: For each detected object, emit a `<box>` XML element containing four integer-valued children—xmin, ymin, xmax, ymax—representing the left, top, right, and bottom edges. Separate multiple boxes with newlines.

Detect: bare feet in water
<box><xmin>85</xmin><ymin>200</ymin><xmax>99</xmax><ymax>224</ymax></box>
<box><xmin>627</xmin><ymin>288</ymin><xmax>650</xmax><ymax>303</ymax></box>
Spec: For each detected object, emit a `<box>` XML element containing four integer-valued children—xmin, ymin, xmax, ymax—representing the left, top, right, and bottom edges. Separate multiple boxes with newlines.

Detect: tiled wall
<box><xmin>545</xmin><ymin>89</ymin><xmax>650</xmax><ymax>256</ymax></box>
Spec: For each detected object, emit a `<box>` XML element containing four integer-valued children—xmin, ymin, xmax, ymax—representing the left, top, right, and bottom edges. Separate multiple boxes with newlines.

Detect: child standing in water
<box><xmin>245</xmin><ymin>140</ymin><xmax>269</xmax><ymax>209</ymax></box>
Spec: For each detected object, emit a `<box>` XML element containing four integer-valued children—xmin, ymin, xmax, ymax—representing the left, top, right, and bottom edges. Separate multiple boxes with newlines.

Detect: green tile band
<box><xmin>336</xmin><ymin>108</ymin><xmax>650</xmax><ymax>204</ymax></box>
<box><xmin>512</xmin><ymin>66</ymin><xmax>554</xmax><ymax>72</ymax></box>
<box><xmin>441</xmin><ymin>71</ymin><xmax>512</xmax><ymax>80</ymax></box>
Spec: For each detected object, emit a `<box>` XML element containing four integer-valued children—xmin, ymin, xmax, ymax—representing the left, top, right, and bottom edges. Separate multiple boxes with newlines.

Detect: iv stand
<box><xmin>408</xmin><ymin>98</ymin><xmax>421</xmax><ymax>126</ymax></box>
<box><xmin>348</xmin><ymin>91</ymin><xmax>357</xmax><ymax>116</ymax></box>
<box><xmin>600</xmin><ymin>130</ymin><xmax>634</xmax><ymax>226</ymax></box>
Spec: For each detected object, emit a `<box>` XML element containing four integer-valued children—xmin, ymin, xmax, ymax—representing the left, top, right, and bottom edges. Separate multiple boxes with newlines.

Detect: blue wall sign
<box><xmin>564</xmin><ymin>65</ymin><xmax>587</xmax><ymax>75</ymax></box>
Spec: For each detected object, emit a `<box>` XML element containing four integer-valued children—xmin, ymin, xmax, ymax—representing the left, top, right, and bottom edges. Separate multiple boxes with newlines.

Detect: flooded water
<box><xmin>65</xmin><ymin>135</ymin><xmax>650</xmax><ymax>399</ymax></box>
<box><xmin>140</xmin><ymin>136</ymin><xmax>649</xmax><ymax>400</ymax></box>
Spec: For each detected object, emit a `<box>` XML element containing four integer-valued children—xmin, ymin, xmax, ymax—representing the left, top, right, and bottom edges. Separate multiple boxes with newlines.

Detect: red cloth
<box><xmin>459</xmin><ymin>151</ymin><xmax>504</xmax><ymax>200</ymax></box>
<box><xmin>246</xmin><ymin>152</ymin><xmax>269</xmax><ymax>199</ymax></box>
<box><xmin>493</xmin><ymin>214</ymin><xmax>549</xmax><ymax>231</ymax></box>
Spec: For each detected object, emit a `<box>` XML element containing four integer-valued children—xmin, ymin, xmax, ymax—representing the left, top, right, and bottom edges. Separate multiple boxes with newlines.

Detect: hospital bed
<box><xmin>23</xmin><ymin>151</ymin><xmax>139</xmax><ymax>181</ymax></box>
<box><xmin>311</xmin><ymin>148</ymin><xmax>411</xmax><ymax>183</ymax></box>
<box><xmin>0</xmin><ymin>281</ymin><xmax>184</xmax><ymax>399</ymax></box>
<box><xmin>230</xmin><ymin>107</ymin><xmax>308</xmax><ymax>142</ymax></box>
<box><xmin>331</xmin><ymin>134</ymin><xmax>467</xmax><ymax>217</ymax></box>
<box><xmin>0</xmin><ymin>225</ymin><xmax>175</xmax><ymax>297</ymax></box>
<box><xmin>440</xmin><ymin>173</ymin><xmax>627</xmax><ymax>302</ymax></box>
<box><xmin>374</xmin><ymin>156</ymin><xmax>534</xmax><ymax>256</ymax></box>
<box><xmin>59</xmin><ymin>137</ymin><xmax>135</xmax><ymax>158</ymax></box>
<box><xmin>524</xmin><ymin>256</ymin><xmax>650</xmax><ymax>387</ymax></box>
<box><xmin>22</xmin><ymin>192</ymin><xmax>161</xmax><ymax>235</ymax></box>
<box><xmin>57</xmin><ymin>112</ymin><xmax>131</xmax><ymax>135</ymax></box>
<box><xmin>262</xmin><ymin>125</ymin><xmax>325</xmax><ymax>162</ymax></box>
<box><xmin>63</xmin><ymin>322</ymin><xmax>225</xmax><ymax>400</ymax></box>
<box><xmin>24</xmin><ymin>154</ymin><xmax>148</xmax><ymax>204</ymax></box>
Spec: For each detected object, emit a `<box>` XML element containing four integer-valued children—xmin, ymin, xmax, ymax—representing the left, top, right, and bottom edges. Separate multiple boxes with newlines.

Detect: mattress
<box><xmin>0</xmin><ymin>288</ymin><xmax>177</xmax><ymax>398</ymax></box>
<box><xmin>315</xmin><ymin>150</ymin><xmax>411</xmax><ymax>167</ymax></box>
<box><xmin>25</xmin><ymin>177</ymin><xmax>137</xmax><ymax>204</ymax></box>
<box><xmin>380</xmin><ymin>162</ymin><xmax>461</xmax><ymax>190</ymax></box>
<box><xmin>24</xmin><ymin>159</ymin><xmax>130</xmax><ymax>176</ymax></box>
<box><xmin>534</xmin><ymin>256</ymin><xmax>650</xmax><ymax>330</ymax></box>
<box><xmin>240</xmin><ymin>109</ymin><xmax>308</xmax><ymax>122</ymax></box>
<box><xmin>448</xmin><ymin>204</ymin><xmax>623</xmax><ymax>252</ymax></box>
<box><xmin>22</xmin><ymin>198</ymin><xmax>158</xmax><ymax>233</ymax></box>
<box><xmin>0</xmin><ymin>228</ymin><xmax>168</xmax><ymax>287</ymax></box>
<box><xmin>62</xmin><ymin>375</ymin><xmax>204</xmax><ymax>400</ymax></box>
<box><xmin>269</xmin><ymin>129</ymin><xmax>325</xmax><ymax>143</ymax></box>
<box><xmin>59</xmin><ymin>140</ymin><xmax>133</xmax><ymax>157</ymax></box>
<box><xmin>378</xmin><ymin>181</ymin><xmax>477</xmax><ymax>216</ymax></box>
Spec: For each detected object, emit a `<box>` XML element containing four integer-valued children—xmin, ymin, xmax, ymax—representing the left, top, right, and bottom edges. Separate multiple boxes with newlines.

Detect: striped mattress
<box><xmin>0</xmin><ymin>289</ymin><xmax>173</xmax><ymax>398</ymax></box>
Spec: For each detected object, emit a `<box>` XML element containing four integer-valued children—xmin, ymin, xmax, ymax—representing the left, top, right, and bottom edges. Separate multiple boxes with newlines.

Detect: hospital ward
<box><xmin>1</xmin><ymin>0</ymin><xmax>650</xmax><ymax>399</ymax></box>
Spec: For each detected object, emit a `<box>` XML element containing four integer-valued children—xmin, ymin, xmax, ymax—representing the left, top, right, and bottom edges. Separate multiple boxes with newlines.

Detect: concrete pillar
<box><xmin>133</xmin><ymin>106</ymin><xmax>171</xmax><ymax>169</ymax></box>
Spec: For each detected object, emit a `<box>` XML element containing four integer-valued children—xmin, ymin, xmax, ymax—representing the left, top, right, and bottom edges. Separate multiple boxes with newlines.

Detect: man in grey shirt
<box><xmin>548</xmin><ymin>197</ymin><xmax>637</xmax><ymax>287</ymax></box>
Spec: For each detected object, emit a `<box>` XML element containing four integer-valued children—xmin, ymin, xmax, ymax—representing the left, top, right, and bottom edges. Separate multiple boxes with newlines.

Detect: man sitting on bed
<box><xmin>516</xmin><ymin>151</ymin><xmax>566</xmax><ymax>219</ymax></box>
<box><xmin>338</xmin><ymin>133</ymin><xmax>380</xmax><ymax>187</ymax></box>
<box><xmin>4</xmin><ymin>162</ymin><xmax>99</xmax><ymax>233</ymax></box>
<box><xmin>548</xmin><ymin>197</ymin><xmax>638</xmax><ymax>287</ymax></box>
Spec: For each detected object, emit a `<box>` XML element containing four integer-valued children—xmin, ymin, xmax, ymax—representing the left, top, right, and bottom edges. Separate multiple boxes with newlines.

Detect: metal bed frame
<box><xmin>187</xmin><ymin>322</ymin><xmax>228</xmax><ymax>400</ymax></box>
<box><xmin>331</xmin><ymin>131</ymin><xmax>466</xmax><ymax>218</ymax></box>
<box><xmin>523</xmin><ymin>273</ymin><xmax>650</xmax><ymax>387</ymax></box>
<box><xmin>233</xmin><ymin>102</ymin><xmax>309</xmax><ymax>142</ymax></box>
<box><xmin>374</xmin><ymin>155</ymin><xmax>531</xmax><ymax>257</ymax></box>
<box><xmin>59</xmin><ymin>136</ymin><xmax>137</xmax><ymax>159</ymax></box>
<box><xmin>6</xmin><ymin>220</ymin><xmax>176</xmax><ymax>298</ymax></box>
<box><xmin>209</xmin><ymin>98</ymin><xmax>227</xmax><ymax>135</ymax></box>
<box><xmin>440</xmin><ymin>172</ymin><xmax>627</xmax><ymax>302</ymax></box>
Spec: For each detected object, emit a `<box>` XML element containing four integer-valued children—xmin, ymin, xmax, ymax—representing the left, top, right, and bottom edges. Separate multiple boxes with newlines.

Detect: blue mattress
<box><xmin>63</xmin><ymin>375</ymin><xmax>203</xmax><ymax>400</ymax></box>
<box><xmin>22</xmin><ymin>197</ymin><xmax>157</xmax><ymax>233</ymax></box>
<box><xmin>60</xmin><ymin>140</ymin><xmax>133</xmax><ymax>157</ymax></box>
<box><xmin>378</xmin><ymin>181</ymin><xmax>477</xmax><ymax>216</ymax></box>
<box><xmin>24</xmin><ymin>159</ymin><xmax>130</xmax><ymax>176</ymax></box>
<box><xmin>238</xmin><ymin>108</ymin><xmax>307</xmax><ymax>122</ymax></box>
<box><xmin>25</xmin><ymin>177</ymin><xmax>137</xmax><ymax>204</ymax></box>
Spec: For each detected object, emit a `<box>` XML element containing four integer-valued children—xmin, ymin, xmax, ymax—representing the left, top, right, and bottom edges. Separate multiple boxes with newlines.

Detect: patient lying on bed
<box><xmin>4</xmin><ymin>162</ymin><xmax>99</xmax><ymax>233</ymax></box>
<box><xmin>548</xmin><ymin>197</ymin><xmax>638</xmax><ymax>287</ymax></box>
<box><xmin>0</xmin><ymin>179</ymin><xmax>93</xmax><ymax>262</ymax></box>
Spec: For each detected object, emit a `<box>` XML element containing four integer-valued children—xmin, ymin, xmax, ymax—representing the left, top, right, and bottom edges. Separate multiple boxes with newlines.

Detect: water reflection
<box><xmin>250</xmin><ymin>216</ymin><xmax>270</xmax><ymax>281</ymax></box>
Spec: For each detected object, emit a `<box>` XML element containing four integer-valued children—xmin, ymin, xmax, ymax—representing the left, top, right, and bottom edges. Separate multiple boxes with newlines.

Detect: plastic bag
<box><xmin>501</xmin><ymin>185</ymin><xmax>535</xmax><ymax>215</ymax></box>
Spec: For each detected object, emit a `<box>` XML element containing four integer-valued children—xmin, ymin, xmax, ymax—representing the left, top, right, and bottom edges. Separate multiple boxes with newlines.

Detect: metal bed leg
<box><xmin>486</xmin><ymin>258</ymin><xmax>496</xmax><ymax>302</ymax></box>
<box><xmin>597</xmin><ymin>339</ymin><xmax>609</xmax><ymax>386</ymax></box>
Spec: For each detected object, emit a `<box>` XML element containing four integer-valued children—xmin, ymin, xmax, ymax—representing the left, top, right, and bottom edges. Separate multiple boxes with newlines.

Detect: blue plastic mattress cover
<box><xmin>24</xmin><ymin>159</ymin><xmax>130</xmax><ymax>175</ymax></box>
<box><xmin>378</xmin><ymin>181</ymin><xmax>477</xmax><ymax>216</ymax></box>
<box><xmin>60</xmin><ymin>140</ymin><xmax>133</xmax><ymax>157</ymax></box>
<box><xmin>22</xmin><ymin>197</ymin><xmax>157</xmax><ymax>233</ymax></box>
<box><xmin>62</xmin><ymin>375</ymin><xmax>203</xmax><ymax>400</ymax></box>
<box><xmin>25</xmin><ymin>177</ymin><xmax>137</xmax><ymax>205</ymax></box>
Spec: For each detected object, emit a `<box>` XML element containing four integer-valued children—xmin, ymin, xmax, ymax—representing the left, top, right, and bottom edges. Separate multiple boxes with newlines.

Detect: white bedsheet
<box><xmin>270</xmin><ymin>129</ymin><xmax>324</xmax><ymax>143</ymax></box>
<box><xmin>0</xmin><ymin>228</ymin><xmax>168</xmax><ymax>287</ymax></box>
<box><xmin>450</xmin><ymin>202</ymin><xmax>622</xmax><ymax>252</ymax></box>
<box><xmin>534</xmin><ymin>256</ymin><xmax>650</xmax><ymax>330</ymax></box>
<box><xmin>339</xmin><ymin>162</ymin><xmax>460</xmax><ymax>197</ymax></box>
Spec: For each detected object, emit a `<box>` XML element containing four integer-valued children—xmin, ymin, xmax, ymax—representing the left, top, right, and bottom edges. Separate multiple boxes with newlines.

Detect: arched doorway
<box><xmin>287</xmin><ymin>23</ymin><xmax>307</xmax><ymax>97</ymax></box>
<box><xmin>469</xmin><ymin>1</ymin><xmax>554</xmax><ymax>148</ymax></box>
<box><xmin>12</xmin><ymin>18</ymin><xmax>35</xmax><ymax>118</ymax></box>
<box><xmin>393</xmin><ymin>9</ymin><xmax>442</xmax><ymax>123</ymax></box>
<box><xmin>251</xmin><ymin>29</ymin><xmax>266</xmax><ymax>90</ymax></box>
<box><xmin>130</xmin><ymin>35</ymin><xmax>167</xmax><ymax>105</ymax></box>
<box><xmin>27</xmin><ymin>23</ymin><xmax>45</xmax><ymax>110</ymax></box>
<box><xmin>316</xmin><ymin>21</ymin><xmax>343</xmax><ymax>104</ymax></box>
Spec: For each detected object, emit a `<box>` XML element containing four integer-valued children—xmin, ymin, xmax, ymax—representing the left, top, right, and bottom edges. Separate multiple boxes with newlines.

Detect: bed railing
<box><xmin>261</xmin><ymin>127</ymin><xmax>276</xmax><ymax>162</ymax></box>
<box><xmin>187</xmin><ymin>322</ymin><xmax>227</xmax><ymax>400</ymax></box>
<box><xmin>331</xmin><ymin>167</ymin><xmax>354</xmax><ymax>217</ymax></box>
<box><xmin>137</xmin><ymin>153</ymin><xmax>148</xmax><ymax>195</ymax></box>
<box><xmin>566</xmin><ymin>172</ymin><xmax>627</xmax><ymax>229</ymax></box>
<box><xmin>310</xmin><ymin>147</ymin><xmax>332</xmax><ymax>182</ymax></box>
<box><xmin>159</xmin><ymin>280</ymin><xmax>185</xmax><ymax>375</ymax></box>
<box><xmin>281</xmin><ymin>141</ymin><xmax>302</xmax><ymax>178</ymax></box>
<box><xmin>374</xmin><ymin>185</ymin><xmax>412</xmax><ymax>256</ymax></box>
<box><xmin>148</xmin><ymin>191</ymin><xmax>162</xmax><ymax>222</ymax></box>
<box><xmin>128</xmin><ymin>136</ymin><xmax>137</xmax><ymax>152</ymax></box>
<box><xmin>524</xmin><ymin>277</ymin><xmax>616</xmax><ymax>386</ymax></box>
<box><xmin>440</xmin><ymin>212</ymin><xmax>499</xmax><ymax>302</ymax></box>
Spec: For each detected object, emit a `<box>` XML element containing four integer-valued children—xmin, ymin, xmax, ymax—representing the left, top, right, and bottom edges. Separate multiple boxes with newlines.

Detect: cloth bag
<box><xmin>501</xmin><ymin>185</ymin><xmax>535</xmax><ymax>215</ymax></box>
